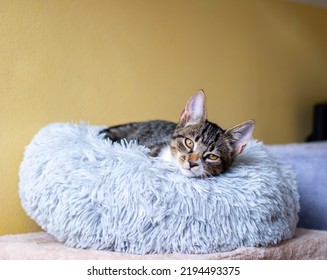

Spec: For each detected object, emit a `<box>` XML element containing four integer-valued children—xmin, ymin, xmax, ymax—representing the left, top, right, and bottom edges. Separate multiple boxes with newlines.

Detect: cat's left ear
<box><xmin>180</xmin><ymin>90</ymin><xmax>207</xmax><ymax>125</ymax></box>
<box><xmin>224</xmin><ymin>120</ymin><xmax>255</xmax><ymax>155</ymax></box>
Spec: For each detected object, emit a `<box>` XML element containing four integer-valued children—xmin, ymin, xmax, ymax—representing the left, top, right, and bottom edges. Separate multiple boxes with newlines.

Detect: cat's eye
<box><xmin>207</xmin><ymin>154</ymin><xmax>219</xmax><ymax>161</ymax></box>
<box><xmin>184</xmin><ymin>138</ymin><xmax>194</xmax><ymax>149</ymax></box>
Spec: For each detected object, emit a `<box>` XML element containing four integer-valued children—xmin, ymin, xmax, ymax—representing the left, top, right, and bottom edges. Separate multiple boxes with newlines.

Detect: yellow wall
<box><xmin>1</xmin><ymin>0</ymin><xmax>327</xmax><ymax>235</ymax></box>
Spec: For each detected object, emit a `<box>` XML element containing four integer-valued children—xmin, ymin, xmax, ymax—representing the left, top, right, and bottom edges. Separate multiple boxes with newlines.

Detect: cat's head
<box><xmin>170</xmin><ymin>90</ymin><xmax>255</xmax><ymax>178</ymax></box>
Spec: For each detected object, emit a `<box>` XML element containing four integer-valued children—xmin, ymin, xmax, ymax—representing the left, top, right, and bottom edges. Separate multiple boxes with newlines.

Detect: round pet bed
<box><xmin>19</xmin><ymin>123</ymin><xmax>299</xmax><ymax>254</ymax></box>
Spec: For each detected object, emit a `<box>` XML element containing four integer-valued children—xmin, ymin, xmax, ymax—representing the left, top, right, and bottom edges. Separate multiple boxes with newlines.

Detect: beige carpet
<box><xmin>0</xmin><ymin>228</ymin><xmax>326</xmax><ymax>260</ymax></box>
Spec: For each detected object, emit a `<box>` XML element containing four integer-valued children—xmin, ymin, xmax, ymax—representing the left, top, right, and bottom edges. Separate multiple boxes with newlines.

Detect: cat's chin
<box><xmin>179</xmin><ymin>168</ymin><xmax>205</xmax><ymax>178</ymax></box>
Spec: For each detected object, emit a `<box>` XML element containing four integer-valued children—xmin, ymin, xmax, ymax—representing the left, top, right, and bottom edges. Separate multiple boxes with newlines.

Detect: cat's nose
<box><xmin>189</xmin><ymin>161</ymin><xmax>199</xmax><ymax>168</ymax></box>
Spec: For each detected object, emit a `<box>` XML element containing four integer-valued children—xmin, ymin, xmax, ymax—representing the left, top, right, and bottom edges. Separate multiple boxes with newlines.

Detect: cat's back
<box><xmin>101</xmin><ymin>120</ymin><xmax>176</xmax><ymax>147</ymax></box>
<box><xmin>131</xmin><ymin>120</ymin><xmax>176</xmax><ymax>146</ymax></box>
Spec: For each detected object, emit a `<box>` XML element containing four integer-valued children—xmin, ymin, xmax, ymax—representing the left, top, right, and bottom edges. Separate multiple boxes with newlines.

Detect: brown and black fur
<box><xmin>100</xmin><ymin>120</ymin><xmax>176</xmax><ymax>156</ymax></box>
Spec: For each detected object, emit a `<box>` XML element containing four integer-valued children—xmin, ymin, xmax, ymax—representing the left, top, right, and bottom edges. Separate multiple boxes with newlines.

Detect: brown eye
<box><xmin>207</xmin><ymin>154</ymin><xmax>219</xmax><ymax>161</ymax></box>
<box><xmin>184</xmin><ymin>138</ymin><xmax>194</xmax><ymax>149</ymax></box>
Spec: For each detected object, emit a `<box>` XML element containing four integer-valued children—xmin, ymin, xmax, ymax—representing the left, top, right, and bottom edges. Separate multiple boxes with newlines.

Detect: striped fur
<box><xmin>101</xmin><ymin>90</ymin><xmax>255</xmax><ymax>177</ymax></box>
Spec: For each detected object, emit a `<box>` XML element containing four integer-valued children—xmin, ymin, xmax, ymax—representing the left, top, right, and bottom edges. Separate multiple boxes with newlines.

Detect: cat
<box><xmin>100</xmin><ymin>90</ymin><xmax>255</xmax><ymax>178</ymax></box>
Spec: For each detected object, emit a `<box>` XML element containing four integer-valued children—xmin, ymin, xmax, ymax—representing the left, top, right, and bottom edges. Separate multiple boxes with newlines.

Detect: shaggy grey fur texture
<box><xmin>19</xmin><ymin>123</ymin><xmax>299</xmax><ymax>254</ymax></box>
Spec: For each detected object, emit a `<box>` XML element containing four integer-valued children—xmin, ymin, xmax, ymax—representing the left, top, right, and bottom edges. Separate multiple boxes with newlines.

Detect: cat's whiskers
<box><xmin>200</xmin><ymin>170</ymin><xmax>213</xmax><ymax>179</ymax></box>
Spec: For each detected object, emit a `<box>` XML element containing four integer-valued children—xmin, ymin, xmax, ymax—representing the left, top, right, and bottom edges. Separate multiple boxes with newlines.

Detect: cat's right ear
<box><xmin>180</xmin><ymin>90</ymin><xmax>207</xmax><ymax>125</ymax></box>
<box><xmin>224</xmin><ymin>120</ymin><xmax>255</xmax><ymax>155</ymax></box>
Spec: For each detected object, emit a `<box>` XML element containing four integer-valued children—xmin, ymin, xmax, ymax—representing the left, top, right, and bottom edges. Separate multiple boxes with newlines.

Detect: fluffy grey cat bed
<box><xmin>19</xmin><ymin>123</ymin><xmax>299</xmax><ymax>254</ymax></box>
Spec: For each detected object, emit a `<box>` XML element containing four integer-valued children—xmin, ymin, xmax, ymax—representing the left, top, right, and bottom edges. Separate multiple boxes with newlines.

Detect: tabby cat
<box><xmin>100</xmin><ymin>90</ymin><xmax>255</xmax><ymax>178</ymax></box>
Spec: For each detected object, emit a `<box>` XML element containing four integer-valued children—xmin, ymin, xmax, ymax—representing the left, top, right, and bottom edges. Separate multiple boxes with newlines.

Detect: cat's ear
<box><xmin>224</xmin><ymin>120</ymin><xmax>255</xmax><ymax>155</ymax></box>
<box><xmin>180</xmin><ymin>90</ymin><xmax>207</xmax><ymax>125</ymax></box>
